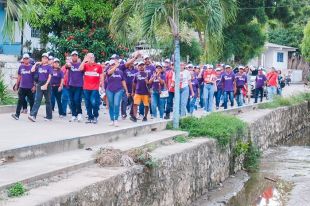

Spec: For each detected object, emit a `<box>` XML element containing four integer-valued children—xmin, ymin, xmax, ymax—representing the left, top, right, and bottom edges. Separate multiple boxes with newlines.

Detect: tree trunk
<box><xmin>20</xmin><ymin>29</ymin><xmax>24</xmax><ymax>56</ymax></box>
<box><xmin>173</xmin><ymin>37</ymin><xmax>181</xmax><ymax>129</ymax></box>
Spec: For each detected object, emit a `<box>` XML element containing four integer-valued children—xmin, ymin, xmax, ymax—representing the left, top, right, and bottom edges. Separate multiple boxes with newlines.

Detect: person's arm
<box><xmin>31</xmin><ymin>62</ymin><xmax>40</xmax><ymax>72</ymax></box>
<box><xmin>121</xmin><ymin>80</ymin><xmax>129</xmax><ymax>96</ymax></box>
<box><xmin>107</xmin><ymin>62</ymin><xmax>120</xmax><ymax>75</ymax></box>
<box><xmin>125</xmin><ymin>52</ymin><xmax>140</xmax><ymax>68</ymax></box>
<box><xmin>132</xmin><ymin>82</ymin><xmax>136</xmax><ymax>95</ymax></box>
<box><xmin>78</xmin><ymin>55</ymin><xmax>89</xmax><ymax>71</ymax></box>
<box><xmin>188</xmin><ymin>80</ymin><xmax>194</xmax><ymax>97</ymax></box>
<box><xmin>41</xmin><ymin>74</ymin><xmax>52</xmax><ymax>90</ymax></box>
<box><xmin>16</xmin><ymin>75</ymin><xmax>21</xmax><ymax>90</ymax></box>
<box><xmin>58</xmin><ymin>78</ymin><xmax>64</xmax><ymax>92</ymax></box>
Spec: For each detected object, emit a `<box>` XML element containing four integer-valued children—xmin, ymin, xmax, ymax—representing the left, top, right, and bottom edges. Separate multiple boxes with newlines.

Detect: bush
<box><xmin>244</xmin><ymin>143</ymin><xmax>261</xmax><ymax>172</ymax></box>
<box><xmin>178</xmin><ymin>113</ymin><xmax>247</xmax><ymax>147</ymax></box>
<box><xmin>0</xmin><ymin>74</ymin><xmax>15</xmax><ymax>105</ymax></box>
<box><xmin>258</xmin><ymin>93</ymin><xmax>310</xmax><ymax>109</ymax></box>
<box><xmin>8</xmin><ymin>182</ymin><xmax>26</xmax><ymax>197</ymax></box>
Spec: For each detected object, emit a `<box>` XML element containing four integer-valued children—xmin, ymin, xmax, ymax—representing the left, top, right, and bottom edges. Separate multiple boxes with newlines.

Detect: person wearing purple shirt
<box><xmin>255</xmin><ymin>68</ymin><xmax>267</xmax><ymax>103</ymax></box>
<box><xmin>186</xmin><ymin>70</ymin><xmax>199</xmax><ymax>115</ymax></box>
<box><xmin>106</xmin><ymin>60</ymin><xmax>129</xmax><ymax>127</ymax></box>
<box><xmin>149</xmin><ymin>64</ymin><xmax>166</xmax><ymax>119</ymax></box>
<box><xmin>28</xmin><ymin>53</ymin><xmax>53</xmax><ymax>122</ymax></box>
<box><xmin>121</xmin><ymin>66</ymin><xmax>138</xmax><ymax>118</ymax></box>
<box><xmin>66</xmin><ymin>51</ymin><xmax>83</xmax><ymax>122</ymax></box>
<box><xmin>50</xmin><ymin>58</ymin><xmax>65</xmax><ymax>117</ymax></box>
<box><xmin>130</xmin><ymin>62</ymin><xmax>150</xmax><ymax>122</ymax></box>
<box><xmin>235</xmin><ymin>66</ymin><xmax>247</xmax><ymax>107</ymax></box>
<box><xmin>11</xmin><ymin>54</ymin><xmax>35</xmax><ymax>120</ymax></box>
<box><xmin>221</xmin><ymin>65</ymin><xmax>235</xmax><ymax>109</ymax></box>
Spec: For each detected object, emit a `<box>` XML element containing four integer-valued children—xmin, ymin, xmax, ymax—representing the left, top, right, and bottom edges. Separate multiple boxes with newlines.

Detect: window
<box><xmin>31</xmin><ymin>28</ymin><xmax>40</xmax><ymax>38</ymax></box>
<box><xmin>277</xmin><ymin>52</ymin><xmax>284</xmax><ymax>63</ymax></box>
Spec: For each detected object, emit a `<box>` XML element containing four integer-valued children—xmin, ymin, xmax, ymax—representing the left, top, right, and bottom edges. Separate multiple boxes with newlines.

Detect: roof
<box><xmin>265</xmin><ymin>42</ymin><xmax>297</xmax><ymax>51</ymax></box>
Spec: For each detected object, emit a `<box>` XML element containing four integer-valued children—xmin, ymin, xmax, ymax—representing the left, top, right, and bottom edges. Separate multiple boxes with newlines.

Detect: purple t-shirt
<box><xmin>215</xmin><ymin>74</ymin><xmax>222</xmax><ymax>90</ymax></box>
<box><xmin>124</xmin><ymin>68</ymin><xmax>138</xmax><ymax>93</ymax></box>
<box><xmin>221</xmin><ymin>72</ymin><xmax>235</xmax><ymax>92</ymax></box>
<box><xmin>18</xmin><ymin>64</ymin><xmax>33</xmax><ymax>89</ymax></box>
<box><xmin>134</xmin><ymin>71</ymin><xmax>149</xmax><ymax>95</ymax></box>
<box><xmin>256</xmin><ymin>74</ymin><xmax>267</xmax><ymax>88</ymax></box>
<box><xmin>68</xmin><ymin>62</ymin><xmax>83</xmax><ymax>87</ymax></box>
<box><xmin>145</xmin><ymin>64</ymin><xmax>155</xmax><ymax>76</ymax></box>
<box><xmin>50</xmin><ymin>69</ymin><xmax>64</xmax><ymax>86</ymax></box>
<box><xmin>107</xmin><ymin>69</ymin><xmax>125</xmax><ymax>92</ymax></box>
<box><xmin>191</xmin><ymin>74</ymin><xmax>199</xmax><ymax>98</ymax></box>
<box><xmin>119</xmin><ymin>64</ymin><xmax>127</xmax><ymax>73</ymax></box>
<box><xmin>235</xmin><ymin>73</ymin><xmax>247</xmax><ymax>88</ymax></box>
<box><xmin>37</xmin><ymin>64</ymin><xmax>52</xmax><ymax>82</ymax></box>
<box><xmin>151</xmin><ymin>72</ymin><xmax>166</xmax><ymax>92</ymax></box>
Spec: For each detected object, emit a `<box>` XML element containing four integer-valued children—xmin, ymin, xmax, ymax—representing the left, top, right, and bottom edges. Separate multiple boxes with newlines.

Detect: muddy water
<box><xmin>228</xmin><ymin>136</ymin><xmax>310</xmax><ymax>206</ymax></box>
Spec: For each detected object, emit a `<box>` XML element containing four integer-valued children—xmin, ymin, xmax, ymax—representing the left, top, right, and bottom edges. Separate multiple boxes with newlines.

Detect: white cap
<box><xmin>110</xmin><ymin>54</ymin><xmax>119</xmax><ymax>59</ymax></box>
<box><xmin>22</xmin><ymin>53</ymin><xmax>30</xmax><ymax>59</ymax></box>
<box><xmin>134</xmin><ymin>62</ymin><xmax>139</xmax><ymax>66</ymax></box>
<box><xmin>42</xmin><ymin>53</ymin><xmax>49</xmax><ymax>58</ymax></box>
<box><xmin>225</xmin><ymin>65</ymin><xmax>232</xmax><ymax>69</ymax></box>
<box><xmin>54</xmin><ymin>58</ymin><xmax>60</xmax><ymax>62</ymax></box>
<box><xmin>48</xmin><ymin>56</ymin><xmax>54</xmax><ymax>60</ymax></box>
<box><xmin>164</xmin><ymin>59</ymin><xmax>171</xmax><ymax>63</ymax></box>
<box><xmin>104</xmin><ymin>61</ymin><xmax>110</xmax><ymax>65</ymax></box>
<box><xmin>187</xmin><ymin>64</ymin><xmax>193</xmax><ymax>68</ymax></box>
<box><xmin>155</xmin><ymin>62</ymin><xmax>163</xmax><ymax>68</ymax></box>
<box><xmin>138</xmin><ymin>61</ymin><xmax>145</xmax><ymax>66</ymax></box>
<box><xmin>71</xmin><ymin>51</ymin><xmax>78</xmax><ymax>56</ymax></box>
<box><xmin>109</xmin><ymin>59</ymin><xmax>116</xmax><ymax>65</ymax></box>
<box><xmin>143</xmin><ymin>55</ymin><xmax>150</xmax><ymax>60</ymax></box>
<box><xmin>238</xmin><ymin>65</ymin><xmax>245</xmax><ymax>69</ymax></box>
<box><xmin>215</xmin><ymin>67</ymin><xmax>221</xmax><ymax>71</ymax></box>
<box><xmin>207</xmin><ymin>64</ymin><xmax>214</xmax><ymax>69</ymax></box>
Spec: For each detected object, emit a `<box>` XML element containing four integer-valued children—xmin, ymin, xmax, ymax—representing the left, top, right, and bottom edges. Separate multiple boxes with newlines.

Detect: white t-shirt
<box><xmin>172</xmin><ymin>70</ymin><xmax>191</xmax><ymax>88</ymax></box>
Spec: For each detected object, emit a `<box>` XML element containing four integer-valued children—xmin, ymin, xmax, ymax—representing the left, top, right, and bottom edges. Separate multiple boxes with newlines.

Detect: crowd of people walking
<box><xmin>11</xmin><ymin>51</ymin><xmax>287</xmax><ymax>126</ymax></box>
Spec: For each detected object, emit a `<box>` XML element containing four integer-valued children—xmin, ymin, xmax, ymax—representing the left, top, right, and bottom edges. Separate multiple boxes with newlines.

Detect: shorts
<box><xmin>134</xmin><ymin>94</ymin><xmax>149</xmax><ymax>106</ymax></box>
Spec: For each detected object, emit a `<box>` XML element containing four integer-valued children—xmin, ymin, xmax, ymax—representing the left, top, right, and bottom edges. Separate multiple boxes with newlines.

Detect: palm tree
<box><xmin>110</xmin><ymin>0</ymin><xmax>237</xmax><ymax>128</ymax></box>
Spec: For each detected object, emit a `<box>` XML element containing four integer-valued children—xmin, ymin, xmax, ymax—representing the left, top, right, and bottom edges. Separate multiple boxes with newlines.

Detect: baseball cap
<box><xmin>215</xmin><ymin>67</ymin><xmax>221</xmax><ymax>71</ymax></box>
<box><xmin>225</xmin><ymin>65</ymin><xmax>232</xmax><ymax>69</ymax></box>
<box><xmin>42</xmin><ymin>53</ymin><xmax>49</xmax><ymax>58</ymax></box>
<box><xmin>155</xmin><ymin>62</ymin><xmax>163</xmax><ymax>68</ymax></box>
<box><xmin>104</xmin><ymin>61</ymin><xmax>110</xmax><ymax>65</ymax></box>
<box><xmin>138</xmin><ymin>61</ymin><xmax>145</xmax><ymax>66</ymax></box>
<box><xmin>143</xmin><ymin>55</ymin><xmax>150</xmax><ymax>60</ymax></box>
<box><xmin>164</xmin><ymin>59</ymin><xmax>171</xmax><ymax>63</ymax></box>
<box><xmin>22</xmin><ymin>53</ymin><xmax>30</xmax><ymax>59</ymax></box>
<box><xmin>48</xmin><ymin>56</ymin><xmax>54</xmax><ymax>60</ymax></box>
<box><xmin>207</xmin><ymin>64</ymin><xmax>214</xmax><ymax>69</ymax></box>
<box><xmin>109</xmin><ymin>59</ymin><xmax>116</xmax><ymax>65</ymax></box>
<box><xmin>238</xmin><ymin>65</ymin><xmax>245</xmax><ymax>69</ymax></box>
<box><xmin>53</xmin><ymin>58</ymin><xmax>60</xmax><ymax>62</ymax></box>
<box><xmin>71</xmin><ymin>51</ymin><xmax>78</xmax><ymax>56</ymax></box>
<box><xmin>187</xmin><ymin>64</ymin><xmax>193</xmax><ymax>68</ymax></box>
<box><xmin>110</xmin><ymin>54</ymin><xmax>119</xmax><ymax>59</ymax></box>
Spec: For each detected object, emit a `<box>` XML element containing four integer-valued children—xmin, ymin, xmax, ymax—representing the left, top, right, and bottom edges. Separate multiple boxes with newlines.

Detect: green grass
<box><xmin>8</xmin><ymin>182</ymin><xmax>26</xmax><ymax>197</ymax></box>
<box><xmin>0</xmin><ymin>74</ymin><xmax>17</xmax><ymax>105</ymax></box>
<box><xmin>178</xmin><ymin>113</ymin><xmax>247</xmax><ymax>147</ymax></box>
<box><xmin>258</xmin><ymin>93</ymin><xmax>310</xmax><ymax>109</ymax></box>
<box><xmin>244</xmin><ymin>142</ymin><xmax>261</xmax><ymax>172</ymax></box>
<box><xmin>173</xmin><ymin>135</ymin><xmax>188</xmax><ymax>143</ymax></box>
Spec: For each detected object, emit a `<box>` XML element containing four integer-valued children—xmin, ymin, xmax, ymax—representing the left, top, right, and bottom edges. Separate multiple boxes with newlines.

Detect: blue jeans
<box><xmin>165</xmin><ymin>92</ymin><xmax>174</xmax><ymax>116</ymax></box>
<box><xmin>214</xmin><ymin>89</ymin><xmax>222</xmax><ymax>108</ymax></box>
<box><xmin>151</xmin><ymin>91</ymin><xmax>166</xmax><ymax>118</ymax></box>
<box><xmin>61</xmin><ymin>87</ymin><xmax>71</xmax><ymax>115</ymax></box>
<box><xmin>84</xmin><ymin>90</ymin><xmax>100</xmax><ymax>120</ymax></box>
<box><xmin>203</xmin><ymin>83</ymin><xmax>215</xmax><ymax>112</ymax></box>
<box><xmin>236</xmin><ymin>88</ymin><xmax>243</xmax><ymax>107</ymax></box>
<box><xmin>187</xmin><ymin>97</ymin><xmax>197</xmax><ymax>114</ymax></box>
<box><xmin>106</xmin><ymin>89</ymin><xmax>124</xmax><ymax>121</ymax></box>
<box><xmin>223</xmin><ymin>91</ymin><xmax>234</xmax><ymax>109</ymax></box>
<box><xmin>180</xmin><ymin>86</ymin><xmax>189</xmax><ymax>117</ymax></box>
<box><xmin>30</xmin><ymin>83</ymin><xmax>52</xmax><ymax>119</ymax></box>
<box><xmin>69</xmin><ymin>86</ymin><xmax>83</xmax><ymax>117</ymax></box>
<box><xmin>277</xmin><ymin>87</ymin><xmax>282</xmax><ymax>96</ymax></box>
<box><xmin>267</xmin><ymin>86</ymin><xmax>277</xmax><ymax>101</ymax></box>
<box><xmin>199</xmin><ymin>84</ymin><xmax>204</xmax><ymax>108</ymax></box>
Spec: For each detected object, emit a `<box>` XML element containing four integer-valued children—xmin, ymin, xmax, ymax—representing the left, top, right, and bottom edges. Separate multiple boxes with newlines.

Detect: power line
<box><xmin>239</xmin><ymin>2</ymin><xmax>310</xmax><ymax>10</ymax></box>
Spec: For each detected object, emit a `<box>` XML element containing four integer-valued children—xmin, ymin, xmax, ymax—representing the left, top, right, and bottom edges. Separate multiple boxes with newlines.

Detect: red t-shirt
<box><xmin>203</xmin><ymin>70</ymin><xmax>216</xmax><ymax>83</ymax></box>
<box><xmin>165</xmin><ymin>70</ymin><xmax>175</xmax><ymax>92</ymax></box>
<box><xmin>83</xmin><ymin>63</ymin><xmax>103</xmax><ymax>90</ymax></box>
<box><xmin>61</xmin><ymin>66</ymin><xmax>69</xmax><ymax>86</ymax></box>
<box><xmin>266</xmin><ymin>72</ymin><xmax>278</xmax><ymax>87</ymax></box>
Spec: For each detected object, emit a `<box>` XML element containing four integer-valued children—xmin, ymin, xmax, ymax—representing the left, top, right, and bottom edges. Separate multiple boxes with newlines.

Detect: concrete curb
<box><xmin>0</xmin><ymin>105</ymin><xmax>15</xmax><ymax>114</ymax></box>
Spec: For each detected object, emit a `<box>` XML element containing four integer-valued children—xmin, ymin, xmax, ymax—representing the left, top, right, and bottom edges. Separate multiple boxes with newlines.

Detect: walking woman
<box><xmin>201</xmin><ymin>64</ymin><xmax>216</xmax><ymax>113</ymax></box>
<box><xmin>149</xmin><ymin>63</ymin><xmax>167</xmax><ymax>119</ymax></box>
<box><xmin>11</xmin><ymin>54</ymin><xmax>35</xmax><ymax>120</ymax></box>
<box><xmin>214</xmin><ymin>67</ymin><xmax>223</xmax><ymax>110</ymax></box>
<box><xmin>50</xmin><ymin>58</ymin><xmax>65</xmax><ymax>117</ymax></box>
<box><xmin>106</xmin><ymin>60</ymin><xmax>129</xmax><ymax>127</ymax></box>
<box><xmin>28</xmin><ymin>53</ymin><xmax>53</xmax><ymax>122</ymax></box>
<box><xmin>187</xmin><ymin>68</ymin><xmax>199</xmax><ymax>115</ymax></box>
<box><xmin>172</xmin><ymin>62</ymin><xmax>194</xmax><ymax>117</ymax></box>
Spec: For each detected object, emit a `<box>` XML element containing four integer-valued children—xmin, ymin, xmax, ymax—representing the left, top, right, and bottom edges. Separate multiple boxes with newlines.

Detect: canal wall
<box><xmin>4</xmin><ymin>102</ymin><xmax>310</xmax><ymax>206</ymax></box>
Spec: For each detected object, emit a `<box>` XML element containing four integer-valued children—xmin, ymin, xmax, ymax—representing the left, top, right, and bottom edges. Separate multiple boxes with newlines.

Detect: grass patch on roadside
<box><xmin>8</xmin><ymin>182</ymin><xmax>26</xmax><ymax>197</ymax></box>
<box><xmin>178</xmin><ymin>113</ymin><xmax>247</xmax><ymax>147</ymax></box>
<box><xmin>258</xmin><ymin>93</ymin><xmax>310</xmax><ymax>109</ymax></box>
<box><xmin>173</xmin><ymin>135</ymin><xmax>188</xmax><ymax>143</ymax></box>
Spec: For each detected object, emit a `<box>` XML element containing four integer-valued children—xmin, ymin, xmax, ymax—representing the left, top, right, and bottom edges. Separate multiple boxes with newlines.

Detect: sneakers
<box><xmin>22</xmin><ymin>109</ymin><xmax>27</xmax><ymax>114</ymax></box>
<box><xmin>130</xmin><ymin>116</ymin><xmax>137</xmax><ymax>122</ymax></box>
<box><xmin>122</xmin><ymin>114</ymin><xmax>127</xmax><ymax>120</ymax></box>
<box><xmin>77</xmin><ymin>114</ymin><xmax>83</xmax><ymax>122</ymax></box>
<box><xmin>137</xmin><ymin>114</ymin><xmax>144</xmax><ymax>120</ymax></box>
<box><xmin>59</xmin><ymin>115</ymin><xmax>65</xmax><ymax>118</ymax></box>
<box><xmin>142</xmin><ymin>117</ymin><xmax>147</xmax><ymax>122</ymax></box>
<box><xmin>114</xmin><ymin>120</ymin><xmax>119</xmax><ymax>127</ymax></box>
<box><xmin>164</xmin><ymin>114</ymin><xmax>170</xmax><ymax>119</ymax></box>
<box><xmin>28</xmin><ymin>116</ymin><xmax>36</xmax><ymax>122</ymax></box>
<box><xmin>85</xmin><ymin>119</ymin><xmax>93</xmax><ymax>124</ymax></box>
<box><xmin>11</xmin><ymin>114</ymin><xmax>19</xmax><ymax>120</ymax></box>
<box><xmin>92</xmin><ymin>118</ymin><xmax>98</xmax><ymax>124</ymax></box>
<box><xmin>108</xmin><ymin>121</ymin><xmax>114</xmax><ymax>126</ymax></box>
<box><xmin>69</xmin><ymin>116</ymin><xmax>77</xmax><ymax>122</ymax></box>
<box><xmin>44</xmin><ymin>117</ymin><xmax>52</xmax><ymax>121</ymax></box>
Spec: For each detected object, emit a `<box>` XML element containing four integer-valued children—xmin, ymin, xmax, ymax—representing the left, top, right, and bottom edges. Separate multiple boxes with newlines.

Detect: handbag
<box><xmin>160</xmin><ymin>90</ymin><xmax>169</xmax><ymax>98</ymax></box>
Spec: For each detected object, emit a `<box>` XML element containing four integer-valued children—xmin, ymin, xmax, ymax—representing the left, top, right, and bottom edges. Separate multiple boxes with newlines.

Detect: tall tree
<box><xmin>301</xmin><ymin>21</ymin><xmax>310</xmax><ymax>62</ymax></box>
<box><xmin>110</xmin><ymin>0</ymin><xmax>237</xmax><ymax>128</ymax></box>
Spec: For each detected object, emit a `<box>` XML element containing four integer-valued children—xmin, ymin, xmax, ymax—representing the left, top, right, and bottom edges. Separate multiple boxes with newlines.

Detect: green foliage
<box><xmin>0</xmin><ymin>74</ymin><xmax>15</xmax><ymax>105</ymax></box>
<box><xmin>8</xmin><ymin>182</ymin><xmax>26</xmax><ymax>197</ymax></box>
<box><xmin>302</xmin><ymin>21</ymin><xmax>310</xmax><ymax>62</ymax></box>
<box><xmin>174</xmin><ymin>136</ymin><xmax>188</xmax><ymax>143</ymax></box>
<box><xmin>234</xmin><ymin>140</ymin><xmax>249</xmax><ymax>156</ymax></box>
<box><xmin>49</xmin><ymin>27</ymin><xmax>128</xmax><ymax>63</ymax></box>
<box><xmin>178</xmin><ymin>113</ymin><xmax>247</xmax><ymax>147</ymax></box>
<box><xmin>268</xmin><ymin>26</ymin><xmax>303</xmax><ymax>49</ymax></box>
<box><xmin>244</xmin><ymin>143</ymin><xmax>261</xmax><ymax>172</ymax></box>
<box><xmin>144</xmin><ymin>159</ymin><xmax>158</xmax><ymax>169</ymax></box>
<box><xmin>258</xmin><ymin>93</ymin><xmax>310</xmax><ymax>109</ymax></box>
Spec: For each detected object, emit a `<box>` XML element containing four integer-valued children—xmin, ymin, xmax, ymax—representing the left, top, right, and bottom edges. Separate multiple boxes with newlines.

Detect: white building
<box><xmin>248</xmin><ymin>42</ymin><xmax>297</xmax><ymax>73</ymax></box>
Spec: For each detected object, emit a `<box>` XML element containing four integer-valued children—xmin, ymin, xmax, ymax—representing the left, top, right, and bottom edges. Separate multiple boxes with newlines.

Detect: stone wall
<box><xmin>33</xmin><ymin>102</ymin><xmax>310</xmax><ymax>206</ymax></box>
